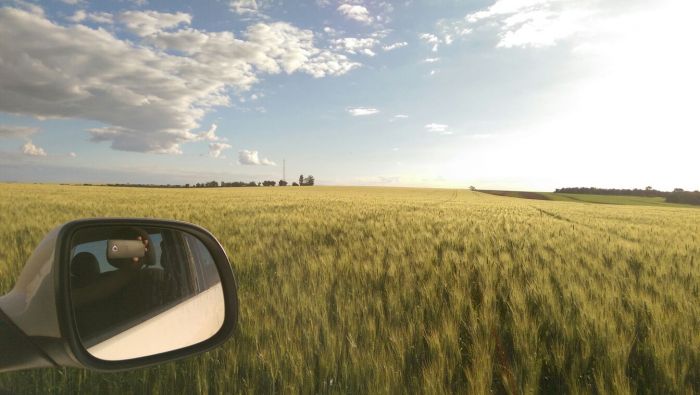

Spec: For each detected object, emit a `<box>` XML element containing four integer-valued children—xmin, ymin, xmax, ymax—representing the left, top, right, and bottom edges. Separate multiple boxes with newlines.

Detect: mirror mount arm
<box><xmin>0</xmin><ymin>307</ymin><xmax>56</xmax><ymax>373</ymax></box>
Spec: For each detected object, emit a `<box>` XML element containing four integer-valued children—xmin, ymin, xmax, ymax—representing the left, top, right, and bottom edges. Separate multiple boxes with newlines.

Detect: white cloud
<box><xmin>420</xmin><ymin>33</ymin><xmax>439</xmax><ymax>44</ymax></box>
<box><xmin>419</xmin><ymin>33</ymin><xmax>440</xmax><ymax>52</ymax></box>
<box><xmin>422</xmin><ymin>18</ymin><xmax>472</xmax><ymax>52</ymax></box>
<box><xmin>209</xmin><ymin>142</ymin><xmax>232</xmax><ymax>158</ymax></box>
<box><xmin>382</xmin><ymin>41</ymin><xmax>407</xmax><ymax>51</ymax></box>
<box><xmin>61</xmin><ymin>0</ymin><xmax>83</xmax><ymax>4</ymax></box>
<box><xmin>10</xmin><ymin>0</ymin><xmax>44</xmax><ymax>16</ymax></box>
<box><xmin>424</xmin><ymin>57</ymin><xmax>440</xmax><ymax>63</ymax></box>
<box><xmin>199</xmin><ymin>124</ymin><xmax>230</xmax><ymax>157</ymax></box>
<box><xmin>229</xmin><ymin>0</ymin><xmax>270</xmax><ymax>19</ymax></box>
<box><xmin>67</xmin><ymin>10</ymin><xmax>86</xmax><ymax>22</ymax></box>
<box><xmin>0</xmin><ymin>124</ymin><xmax>38</xmax><ymax>139</ymax></box>
<box><xmin>337</xmin><ymin>4</ymin><xmax>372</xmax><ymax>24</ymax></box>
<box><xmin>230</xmin><ymin>0</ymin><xmax>259</xmax><ymax>15</ymax></box>
<box><xmin>425</xmin><ymin>123</ymin><xmax>451</xmax><ymax>134</ymax></box>
<box><xmin>429</xmin><ymin>69</ymin><xmax>437</xmax><ymax>76</ymax></box>
<box><xmin>465</xmin><ymin>0</ymin><xmax>591</xmax><ymax>48</ymax></box>
<box><xmin>68</xmin><ymin>10</ymin><xmax>113</xmax><ymax>24</ymax></box>
<box><xmin>22</xmin><ymin>140</ymin><xmax>47</xmax><ymax>156</ymax></box>
<box><xmin>393</xmin><ymin>114</ymin><xmax>408</xmax><ymax>119</ymax></box>
<box><xmin>332</xmin><ymin>37</ymin><xmax>378</xmax><ymax>56</ymax></box>
<box><xmin>347</xmin><ymin>107</ymin><xmax>379</xmax><ymax>116</ymax></box>
<box><xmin>300</xmin><ymin>49</ymin><xmax>359</xmax><ymax>78</ymax></box>
<box><xmin>467</xmin><ymin>0</ymin><xmax>547</xmax><ymax>23</ymax></box>
<box><xmin>86</xmin><ymin>12</ymin><xmax>113</xmax><ymax>24</ymax></box>
<box><xmin>69</xmin><ymin>152</ymin><xmax>77</xmax><ymax>158</ymax></box>
<box><xmin>197</xmin><ymin>124</ymin><xmax>225</xmax><ymax>142</ymax></box>
<box><xmin>437</xmin><ymin>19</ymin><xmax>472</xmax><ymax>40</ymax></box>
<box><xmin>119</xmin><ymin>10</ymin><xmax>191</xmax><ymax>36</ymax></box>
<box><xmin>361</xmin><ymin>48</ymin><xmax>376</xmax><ymax>56</ymax></box>
<box><xmin>0</xmin><ymin>8</ymin><xmax>358</xmax><ymax>154</ymax></box>
<box><xmin>238</xmin><ymin>149</ymin><xmax>275</xmax><ymax>165</ymax></box>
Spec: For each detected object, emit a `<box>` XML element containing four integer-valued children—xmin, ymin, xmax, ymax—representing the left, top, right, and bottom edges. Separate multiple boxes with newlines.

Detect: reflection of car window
<box><xmin>148</xmin><ymin>232</ymin><xmax>163</xmax><ymax>270</ymax></box>
<box><xmin>72</xmin><ymin>240</ymin><xmax>117</xmax><ymax>274</ymax></box>
<box><xmin>184</xmin><ymin>233</ymin><xmax>220</xmax><ymax>291</ymax></box>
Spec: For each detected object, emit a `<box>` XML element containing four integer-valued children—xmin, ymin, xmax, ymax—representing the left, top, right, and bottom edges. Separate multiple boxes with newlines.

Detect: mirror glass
<box><xmin>68</xmin><ymin>225</ymin><xmax>225</xmax><ymax>361</ymax></box>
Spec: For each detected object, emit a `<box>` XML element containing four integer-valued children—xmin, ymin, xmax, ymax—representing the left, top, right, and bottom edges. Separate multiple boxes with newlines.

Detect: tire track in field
<box><xmin>531</xmin><ymin>205</ymin><xmax>642</xmax><ymax>246</ymax></box>
<box><xmin>420</xmin><ymin>190</ymin><xmax>461</xmax><ymax>209</ymax></box>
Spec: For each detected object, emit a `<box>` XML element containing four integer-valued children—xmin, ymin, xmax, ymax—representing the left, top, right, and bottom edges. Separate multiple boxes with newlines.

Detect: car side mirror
<box><xmin>0</xmin><ymin>218</ymin><xmax>238</xmax><ymax>372</ymax></box>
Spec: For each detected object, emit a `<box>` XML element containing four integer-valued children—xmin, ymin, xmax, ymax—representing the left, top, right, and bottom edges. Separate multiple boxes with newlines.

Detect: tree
<box><xmin>299</xmin><ymin>174</ymin><xmax>304</xmax><ymax>186</ymax></box>
<box><xmin>279</xmin><ymin>180</ymin><xmax>288</xmax><ymax>186</ymax></box>
<box><xmin>292</xmin><ymin>182</ymin><xmax>299</xmax><ymax>186</ymax></box>
<box><xmin>469</xmin><ymin>186</ymin><xmax>476</xmax><ymax>191</ymax></box>
<box><xmin>304</xmin><ymin>175</ymin><xmax>315</xmax><ymax>186</ymax></box>
<box><xmin>262</xmin><ymin>180</ymin><xmax>276</xmax><ymax>186</ymax></box>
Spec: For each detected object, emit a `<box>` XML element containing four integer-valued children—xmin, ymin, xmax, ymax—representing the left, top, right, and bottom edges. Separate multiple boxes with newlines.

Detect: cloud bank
<box><xmin>0</xmin><ymin>124</ymin><xmax>38</xmax><ymax>139</ymax></box>
<box><xmin>0</xmin><ymin>7</ymin><xmax>359</xmax><ymax>154</ymax></box>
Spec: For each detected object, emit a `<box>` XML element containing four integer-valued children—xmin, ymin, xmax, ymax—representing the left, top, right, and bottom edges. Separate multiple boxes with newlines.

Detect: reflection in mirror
<box><xmin>69</xmin><ymin>226</ymin><xmax>225</xmax><ymax>361</ymax></box>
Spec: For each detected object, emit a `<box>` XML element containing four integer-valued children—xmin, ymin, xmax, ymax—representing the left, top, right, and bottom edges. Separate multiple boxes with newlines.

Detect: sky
<box><xmin>0</xmin><ymin>0</ymin><xmax>698</xmax><ymax>191</ymax></box>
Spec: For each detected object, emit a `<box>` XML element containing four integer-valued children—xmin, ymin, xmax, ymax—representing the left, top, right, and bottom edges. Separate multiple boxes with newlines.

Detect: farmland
<box><xmin>0</xmin><ymin>183</ymin><xmax>699</xmax><ymax>394</ymax></box>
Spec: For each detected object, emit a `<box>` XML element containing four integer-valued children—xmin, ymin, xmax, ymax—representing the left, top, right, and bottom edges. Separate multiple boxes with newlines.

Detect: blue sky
<box><xmin>0</xmin><ymin>0</ymin><xmax>698</xmax><ymax>191</ymax></box>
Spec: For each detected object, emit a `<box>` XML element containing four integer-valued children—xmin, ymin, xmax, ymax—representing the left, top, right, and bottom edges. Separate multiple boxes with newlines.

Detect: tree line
<box><xmin>554</xmin><ymin>186</ymin><xmax>700</xmax><ymax>205</ymax></box>
<box><xmin>98</xmin><ymin>174</ymin><xmax>316</xmax><ymax>189</ymax></box>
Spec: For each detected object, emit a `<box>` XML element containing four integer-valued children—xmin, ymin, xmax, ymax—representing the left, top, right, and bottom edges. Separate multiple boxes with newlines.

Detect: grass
<box><xmin>0</xmin><ymin>183</ymin><xmax>699</xmax><ymax>394</ymax></box>
<box><xmin>544</xmin><ymin>193</ymin><xmax>693</xmax><ymax>207</ymax></box>
<box><xmin>480</xmin><ymin>190</ymin><xmax>697</xmax><ymax>208</ymax></box>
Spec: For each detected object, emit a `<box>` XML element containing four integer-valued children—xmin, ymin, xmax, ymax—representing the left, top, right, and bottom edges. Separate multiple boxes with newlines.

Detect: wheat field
<box><xmin>0</xmin><ymin>183</ymin><xmax>698</xmax><ymax>394</ymax></box>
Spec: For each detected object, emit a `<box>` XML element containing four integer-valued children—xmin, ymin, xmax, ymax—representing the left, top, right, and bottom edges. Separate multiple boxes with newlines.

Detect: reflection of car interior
<box><xmin>70</xmin><ymin>252</ymin><xmax>100</xmax><ymax>288</ymax></box>
<box><xmin>69</xmin><ymin>227</ymin><xmax>221</xmax><ymax>347</ymax></box>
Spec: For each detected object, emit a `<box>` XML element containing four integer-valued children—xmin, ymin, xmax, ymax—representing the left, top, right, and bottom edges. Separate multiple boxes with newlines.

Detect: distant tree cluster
<box><xmin>555</xmin><ymin>186</ymin><xmax>700</xmax><ymax>206</ymax></box>
<box><xmin>666</xmin><ymin>190</ymin><xmax>700</xmax><ymax>205</ymax></box>
<box><xmin>298</xmin><ymin>174</ymin><xmax>315</xmax><ymax>186</ymax></box>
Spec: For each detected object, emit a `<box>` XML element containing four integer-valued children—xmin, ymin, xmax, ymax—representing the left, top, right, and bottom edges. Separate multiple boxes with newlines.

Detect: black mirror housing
<box><xmin>0</xmin><ymin>218</ymin><xmax>238</xmax><ymax>373</ymax></box>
